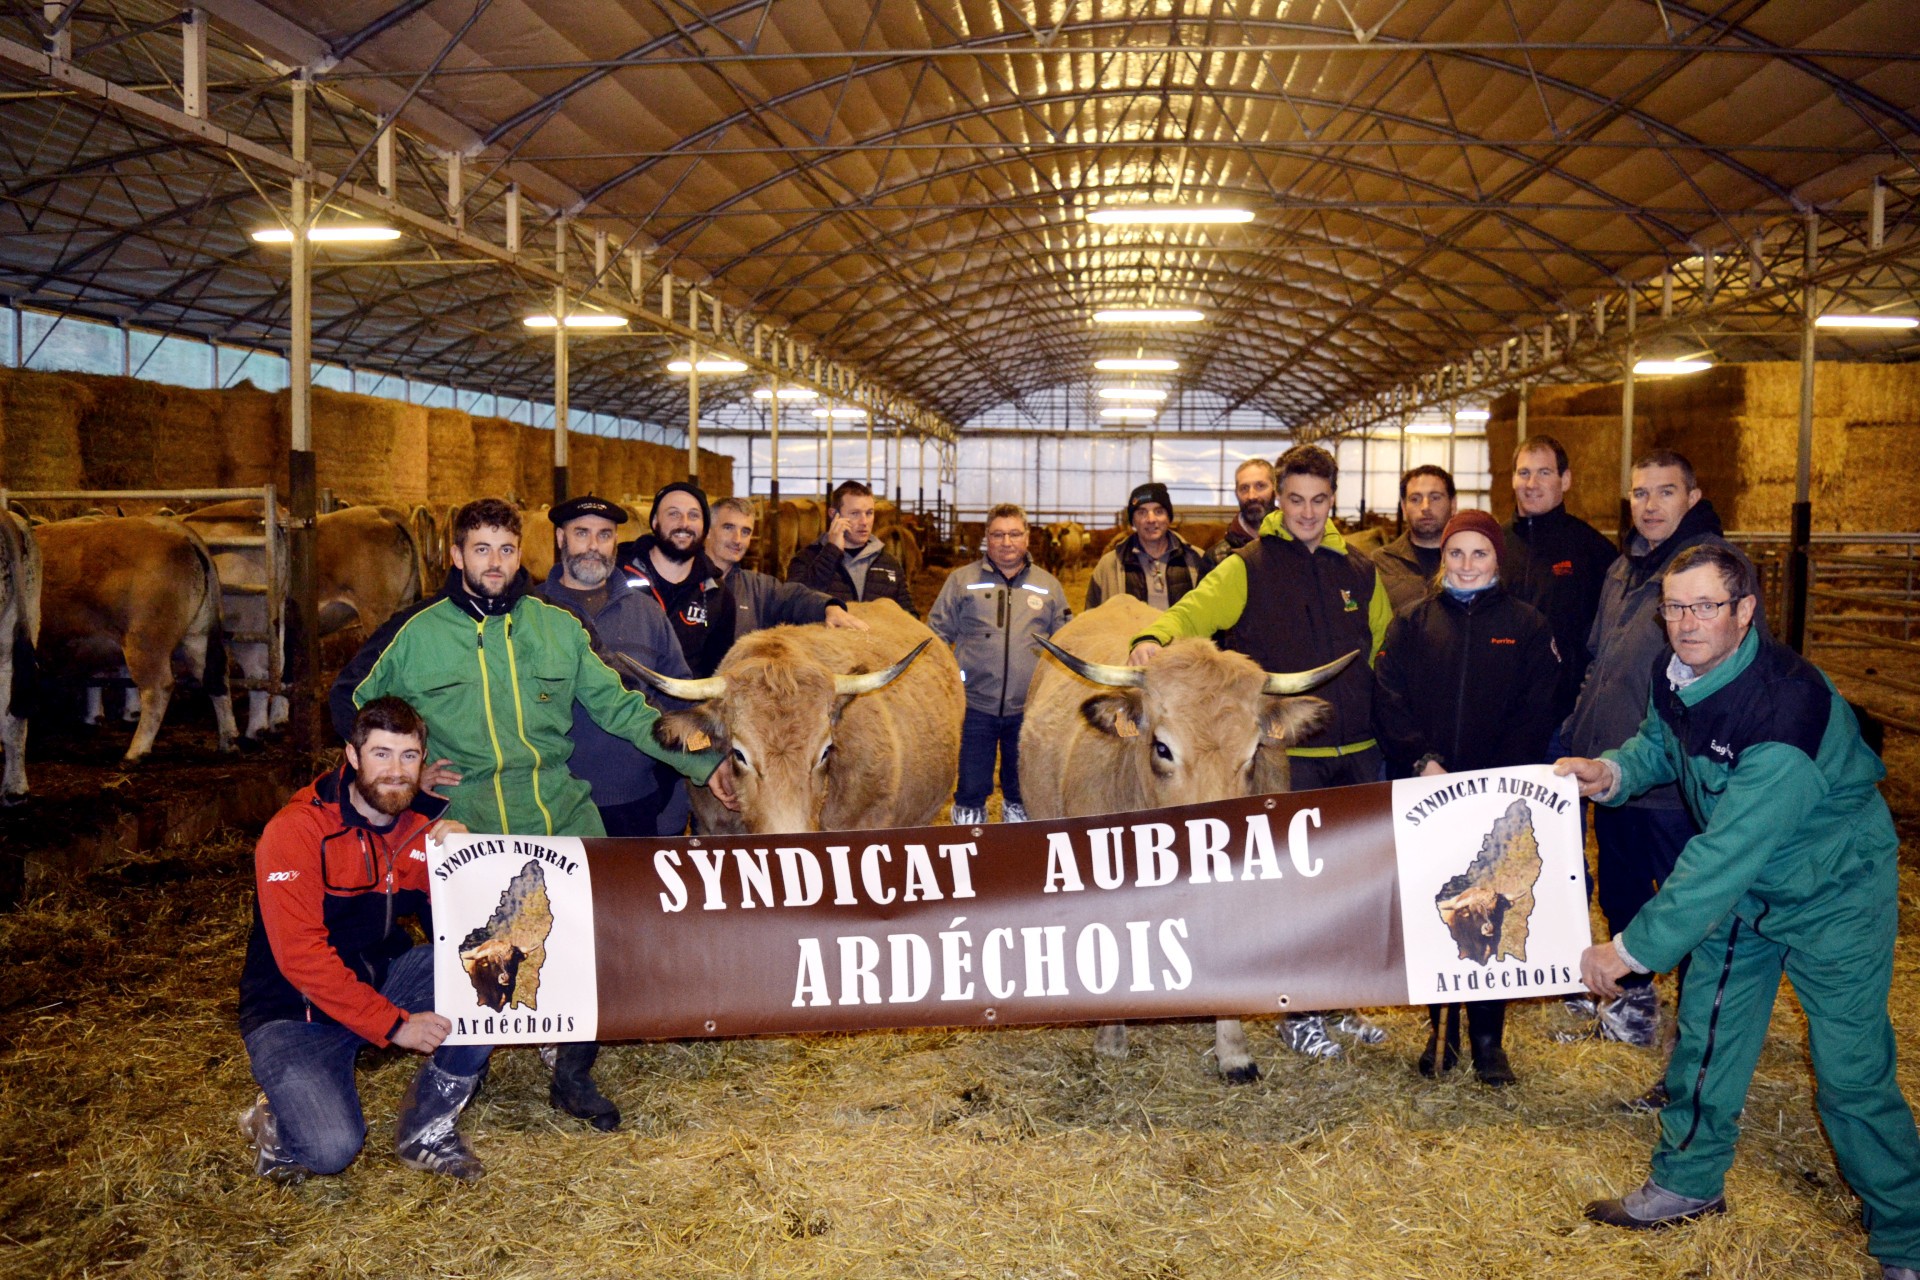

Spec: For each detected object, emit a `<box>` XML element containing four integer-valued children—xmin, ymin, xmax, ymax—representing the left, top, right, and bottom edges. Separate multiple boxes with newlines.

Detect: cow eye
<box><xmin>730</xmin><ymin>746</ymin><xmax>749</xmax><ymax>769</ymax></box>
<box><xmin>1152</xmin><ymin>739</ymin><xmax>1173</xmax><ymax>762</ymax></box>
<box><xmin>818</xmin><ymin>741</ymin><xmax>834</xmax><ymax>766</ymax></box>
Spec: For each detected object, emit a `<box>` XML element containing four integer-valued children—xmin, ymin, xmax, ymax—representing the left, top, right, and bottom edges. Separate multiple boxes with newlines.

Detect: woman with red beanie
<box><xmin>1373</xmin><ymin>509</ymin><xmax>1561</xmax><ymax>1085</ymax></box>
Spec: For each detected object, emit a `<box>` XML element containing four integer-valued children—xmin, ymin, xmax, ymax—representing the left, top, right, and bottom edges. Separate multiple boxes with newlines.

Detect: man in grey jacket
<box><xmin>927</xmin><ymin>503</ymin><xmax>1071</xmax><ymax>825</ymax></box>
<box><xmin>1562</xmin><ymin>449</ymin><xmax>1727</xmax><ymax>1051</ymax></box>
<box><xmin>706</xmin><ymin>497</ymin><xmax>868</xmax><ymax>637</ymax></box>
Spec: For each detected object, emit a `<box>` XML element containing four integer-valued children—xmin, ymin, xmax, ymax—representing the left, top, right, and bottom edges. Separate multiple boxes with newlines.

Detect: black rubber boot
<box><xmin>550</xmin><ymin>1041</ymin><xmax>621</xmax><ymax>1131</ymax></box>
<box><xmin>1418</xmin><ymin>1004</ymin><xmax>1461</xmax><ymax>1077</ymax></box>
<box><xmin>1468</xmin><ymin>999</ymin><xmax>1516</xmax><ymax>1087</ymax></box>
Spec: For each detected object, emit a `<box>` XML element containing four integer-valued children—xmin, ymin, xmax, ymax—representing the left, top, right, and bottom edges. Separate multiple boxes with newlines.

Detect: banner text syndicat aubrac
<box><xmin>429</xmin><ymin>765</ymin><xmax>1591</xmax><ymax>1046</ymax></box>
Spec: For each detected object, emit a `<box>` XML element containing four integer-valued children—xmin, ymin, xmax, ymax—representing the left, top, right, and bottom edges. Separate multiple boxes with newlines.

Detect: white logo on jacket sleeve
<box><xmin>266</xmin><ymin>870</ymin><xmax>299</xmax><ymax>882</ymax></box>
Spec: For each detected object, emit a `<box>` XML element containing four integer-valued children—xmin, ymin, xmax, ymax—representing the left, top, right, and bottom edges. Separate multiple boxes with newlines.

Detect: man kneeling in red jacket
<box><xmin>236</xmin><ymin>696</ymin><xmax>493</xmax><ymax>1182</ymax></box>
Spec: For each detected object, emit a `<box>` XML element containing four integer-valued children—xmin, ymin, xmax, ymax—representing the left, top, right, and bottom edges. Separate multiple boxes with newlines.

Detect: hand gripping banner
<box><xmin>431</xmin><ymin>765</ymin><xmax>1593</xmax><ymax>1045</ymax></box>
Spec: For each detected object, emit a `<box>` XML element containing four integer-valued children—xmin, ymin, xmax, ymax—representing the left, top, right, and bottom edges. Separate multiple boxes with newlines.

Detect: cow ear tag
<box><xmin>685</xmin><ymin>729</ymin><xmax>713</xmax><ymax>751</ymax></box>
<box><xmin>1113</xmin><ymin>713</ymin><xmax>1139</xmax><ymax>738</ymax></box>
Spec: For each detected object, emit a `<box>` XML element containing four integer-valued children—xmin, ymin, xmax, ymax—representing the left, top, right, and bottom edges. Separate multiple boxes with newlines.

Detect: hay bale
<box><xmin>219</xmin><ymin>383</ymin><xmax>283</xmax><ymax>489</ymax></box>
<box><xmin>427</xmin><ymin>408</ymin><xmax>477</xmax><ymax>507</ymax></box>
<box><xmin>566</xmin><ymin>432</ymin><xmax>602</xmax><ymax>499</ymax></box>
<box><xmin>515</xmin><ymin>423</ymin><xmax>554</xmax><ymax>507</ymax></box>
<box><xmin>597</xmin><ymin>437</ymin><xmax>645</xmax><ymax>499</ymax></box>
<box><xmin>0</xmin><ymin>367</ymin><xmax>90</xmax><ymax>491</ymax></box>
<box><xmin>700</xmin><ymin>448</ymin><xmax>732</xmax><ymax>498</ymax></box>
<box><xmin>301</xmin><ymin>387</ymin><xmax>428</xmax><ymax>508</ymax></box>
<box><xmin>472</xmin><ymin>416</ymin><xmax>521</xmax><ymax>502</ymax></box>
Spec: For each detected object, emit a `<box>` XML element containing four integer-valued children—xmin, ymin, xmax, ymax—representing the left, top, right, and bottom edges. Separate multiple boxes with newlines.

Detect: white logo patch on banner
<box><xmin>1391</xmin><ymin>768</ymin><xmax>1588</xmax><ymax>1003</ymax></box>
<box><xmin>430</xmin><ymin>835</ymin><xmax>600</xmax><ymax>1044</ymax></box>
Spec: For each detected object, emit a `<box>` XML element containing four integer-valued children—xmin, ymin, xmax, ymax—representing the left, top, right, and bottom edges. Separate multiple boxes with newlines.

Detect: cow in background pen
<box><xmin>1</xmin><ymin>511</ymin><xmax>40</xmax><ymax>801</ymax></box>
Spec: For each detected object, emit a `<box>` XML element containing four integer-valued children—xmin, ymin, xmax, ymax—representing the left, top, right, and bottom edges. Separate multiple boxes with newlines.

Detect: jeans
<box><xmin>956</xmin><ymin>709</ymin><xmax>1023</xmax><ymax>808</ymax></box>
<box><xmin>242</xmin><ymin>944</ymin><xmax>492</xmax><ymax>1174</ymax></box>
<box><xmin>1592</xmin><ymin>802</ymin><xmax>1696</xmax><ymax>987</ymax></box>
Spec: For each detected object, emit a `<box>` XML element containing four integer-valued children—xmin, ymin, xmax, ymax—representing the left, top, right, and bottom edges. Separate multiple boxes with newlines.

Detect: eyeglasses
<box><xmin>1657</xmin><ymin>595</ymin><xmax>1745</xmax><ymax>622</ymax></box>
<box><xmin>986</xmin><ymin>531</ymin><xmax>1027</xmax><ymax>542</ymax></box>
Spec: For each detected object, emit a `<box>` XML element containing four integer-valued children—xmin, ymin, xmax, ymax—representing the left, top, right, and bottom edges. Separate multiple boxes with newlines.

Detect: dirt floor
<box><xmin>3</xmin><ymin>565</ymin><xmax>1919</xmax><ymax>1278</ymax></box>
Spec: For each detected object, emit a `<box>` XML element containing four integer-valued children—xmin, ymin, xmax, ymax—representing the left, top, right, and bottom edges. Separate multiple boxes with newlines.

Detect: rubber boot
<box><xmin>550</xmin><ymin>1041</ymin><xmax>621</xmax><ymax>1131</ymax></box>
<box><xmin>1418</xmin><ymin>1004</ymin><xmax>1461</xmax><ymax>1077</ymax></box>
<box><xmin>394</xmin><ymin>1061</ymin><xmax>484</xmax><ymax>1181</ymax></box>
<box><xmin>1468</xmin><ymin>999</ymin><xmax>1516</xmax><ymax>1087</ymax></box>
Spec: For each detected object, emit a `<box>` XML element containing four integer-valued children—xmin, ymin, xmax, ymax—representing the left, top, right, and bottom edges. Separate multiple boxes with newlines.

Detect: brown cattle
<box><xmin>1085</xmin><ymin>525</ymin><xmax>1126</xmax><ymax>563</ymax></box>
<box><xmin>183</xmin><ymin>499</ymin><xmax>290</xmax><ymax>741</ymax></box>
<box><xmin>1018</xmin><ymin>595</ymin><xmax>1350</xmax><ymax>1082</ymax></box>
<box><xmin>768</xmin><ymin>498</ymin><xmax>825</xmax><ymax>578</ymax></box>
<box><xmin>1045</xmin><ymin>522</ymin><xmax>1088</xmax><ymax>578</ymax></box>
<box><xmin>37</xmin><ymin>516</ymin><xmax>237</xmax><ymax>760</ymax></box>
<box><xmin>1176</xmin><ymin>520</ymin><xmax>1228</xmax><ymax>552</ymax></box>
<box><xmin>1436</xmin><ymin>885</ymin><xmax>1510</xmax><ymax>964</ymax></box>
<box><xmin>316</xmin><ymin>506</ymin><xmax>423</xmax><ymax>639</ymax></box>
<box><xmin>635</xmin><ymin>599</ymin><xmax>963</xmax><ymax>835</ymax></box>
<box><xmin>1</xmin><ymin>511</ymin><xmax>41</xmax><ymax>800</ymax></box>
<box><xmin>460</xmin><ymin>936</ymin><xmax>525</xmax><ymax>1012</ymax></box>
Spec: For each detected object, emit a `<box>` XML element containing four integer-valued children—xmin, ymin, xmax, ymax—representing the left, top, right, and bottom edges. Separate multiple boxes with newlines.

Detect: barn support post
<box><xmin>767</xmin><ymin>380</ymin><xmax>781</xmax><ymax>573</ymax></box>
<box><xmin>552</xmin><ymin>221</ymin><xmax>570</xmax><ymax>508</ymax></box>
<box><xmin>823</xmin><ymin>408</ymin><xmax>834</xmax><ymax>499</ymax></box>
<box><xmin>916</xmin><ymin>434</ymin><xmax>926</xmax><ymax>520</ymax></box>
<box><xmin>864</xmin><ymin>413</ymin><xmax>874</xmax><ymax>488</ymax></box>
<box><xmin>1617</xmin><ymin>288</ymin><xmax>1637</xmax><ymax>547</ymax></box>
<box><xmin>685</xmin><ymin>343</ymin><xmax>700</xmax><ymax>485</ymax></box>
<box><xmin>286</xmin><ymin>70</ymin><xmax>322</xmax><ymax>753</ymax></box>
<box><xmin>1787</xmin><ymin>212</ymin><xmax>1819</xmax><ymax>653</ymax></box>
<box><xmin>893</xmin><ymin>423</ymin><xmax>903</xmax><ymax>505</ymax></box>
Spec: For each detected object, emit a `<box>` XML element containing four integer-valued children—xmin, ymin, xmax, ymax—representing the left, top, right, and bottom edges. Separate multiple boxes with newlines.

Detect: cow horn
<box><xmin>833</xmin><ymin>638</ymin><xmax>932</xmax><ymax>696</ymax></box>
<box><xmin>1262</xmin><ymin>649</ymin><xmax>1361</xmax><ymax>695</ymax></box>
<box><xmin>1035</xmin><ymin>635</ymin><xmax>1145</xmax><ymax>687</ymax></box>
<box><xmin>613</xmin><ymin>652</ymin><xmax>728</xmax><ymax>701</ymax></box>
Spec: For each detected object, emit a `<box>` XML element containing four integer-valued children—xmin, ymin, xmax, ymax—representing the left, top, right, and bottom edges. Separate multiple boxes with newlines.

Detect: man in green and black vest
<box><xmin>1125</xmin><ymin>444</ymin><xmax>1392</xmax><ymax>1063</ymax></box>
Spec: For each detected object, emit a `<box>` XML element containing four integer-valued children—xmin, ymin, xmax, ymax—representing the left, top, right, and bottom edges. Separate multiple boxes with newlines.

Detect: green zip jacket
<box><xmin>1601</xmin><ymin>625</ymin><xmax>1897</xmax><ymax>974</ymax></box>
<box><xmin>1132</xmin><ymin>512</ymin><xmax>1393</xmax><ymax>756</ymax></box>
<box><xmin>329</xmin><ymin>569</ymin><xmax>722</xmax><ymax>837</ymax></box>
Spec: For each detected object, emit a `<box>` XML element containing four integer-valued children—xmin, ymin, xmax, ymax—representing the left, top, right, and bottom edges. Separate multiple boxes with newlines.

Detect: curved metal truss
<box><xmin>2</xmin><ymin>0</ymin><xmax>1917</xmax><ymax>436</ymax></box>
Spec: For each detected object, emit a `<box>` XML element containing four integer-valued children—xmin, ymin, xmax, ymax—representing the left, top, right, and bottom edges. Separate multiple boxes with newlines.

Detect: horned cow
<box><xmin>1</xmin><ymin>511</ymin><xmax>42</xmax><ymax>801</ymax></box>
<box><xmin>635</xmin><ymin>599</ymin><xmax>963</xmax><ymax>835</ymax></box>
<box><xmin>1018</xmin><ymin>595</ymin><xmax>1349</xmax><ymax>1083</ymax></box>
<box><xmin>1437</xmin><ymin>885</ymin><xmax>1510</xmax><ymax>964</ymax></box>
<box><xmin>36</xmin><ymin>515</ymin><xmax>237</xmax><ymax>761</ymax></box>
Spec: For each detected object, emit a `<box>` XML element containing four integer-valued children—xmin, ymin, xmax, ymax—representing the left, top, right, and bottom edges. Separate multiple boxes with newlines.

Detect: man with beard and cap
<box><xmin>1505</xmin><ymin>434</ymin><xmax>1620</xmax><ymax>726</ymax></box>
<box><xmin>328</xmin><ymin>497</ymin><xmax>735</xmax><ymax>1134</ymax></box>
<box><xmin>532</xmin><ymin>494</ymin><xmax>700</xmax><ymax>838</ymax></box>
<box><xmin>237</xmin><ymin>696</ymin><xmax>493</xmax><ymax>1183</ymax></box>
<box><xmin>614</xmin><ymin>481</ymin><xmax>738</xmax><ymax>677</ymax></box>
<box><xmin>1371</xmin><ymin>465</ymin><xmax>1456</xmax><ymax>614</ymax></box>
<box><xmin>784</xmin><ymin>480</ymin><xmax>918</xmax><ymax>616</ymax></box>
<box><xmin>1561</xmin><ymin>449</ymin><xmax>1727</xmax><ymax>1056</ymax></box>
<box><xmin>1205</xmin><ymin>458</ymin><xmax>1278</xmax><ymax>567</ymax></box>
<box><xmin>1085</xmin><ymin>480</ymin><xmax>1210</xmax><ymax>609</ymax></box>
<box><xmin>706</xmin><ymin>496</ymin><xmax>869</xmax><ymax>637</ymax></box>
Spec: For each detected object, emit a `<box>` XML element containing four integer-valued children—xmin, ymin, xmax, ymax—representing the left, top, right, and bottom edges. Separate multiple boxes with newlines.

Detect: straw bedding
<box><xmin>1</xmin><ymin>750</ymin><xmax>1915</xmax><ymax>1278</ymax></box>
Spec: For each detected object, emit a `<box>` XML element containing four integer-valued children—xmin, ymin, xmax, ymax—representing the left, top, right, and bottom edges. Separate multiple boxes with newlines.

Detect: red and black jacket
<box><xmin>237</xmin><ymin>766</ymin><xmax>448</xmax><ymax>1045</ymax></box>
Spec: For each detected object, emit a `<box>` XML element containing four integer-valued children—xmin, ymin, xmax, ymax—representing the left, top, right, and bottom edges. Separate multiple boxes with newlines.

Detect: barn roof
<box><xmin>2</xmin><ymin>1</ymin><xmax>1916</xmax><ymax>437</ymax></box>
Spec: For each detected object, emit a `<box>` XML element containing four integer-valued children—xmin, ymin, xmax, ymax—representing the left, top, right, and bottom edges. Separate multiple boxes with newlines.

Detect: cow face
<box><xmin>460</xmin><ymin>937</ymin><xmax>525</xmax><ymax>1011</ymax></box>
<box><xmin>1077</xmin><ymin>642</ymin><xmax>1330</xmax><ymax>808</ymax></box>
<box><xmin>1436</xmin><ymin>885</ymin><xmax>1510</xmax><ymax>964</ymax></box>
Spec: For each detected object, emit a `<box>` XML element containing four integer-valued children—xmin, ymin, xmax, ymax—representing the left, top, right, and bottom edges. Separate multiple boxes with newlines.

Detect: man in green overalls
<box><xmin>1558</xmin><ymin>542</ymin><xmax>1920</xmax><ymax>1280</ymax></box>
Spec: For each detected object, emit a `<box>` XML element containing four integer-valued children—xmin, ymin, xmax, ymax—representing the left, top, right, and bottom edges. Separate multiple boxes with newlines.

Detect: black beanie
<box><xmin>651</xmin><ymin>480</ymin><xmax>711</xmax><ymax>532</ymax></box>
<box><xmin>1128</xmin><ymin>481</ymin><xmax>1174</xmax><ymax>522</ymax></box>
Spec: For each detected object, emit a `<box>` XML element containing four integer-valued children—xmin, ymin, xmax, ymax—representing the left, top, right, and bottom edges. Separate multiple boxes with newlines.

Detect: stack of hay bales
<box><xmin>566</xmin><ymin>432</ymin><xmax>602</xmax><ymax>498</ymax></box>
<box><xmin>471</xmin><ymin>416</ymin><xmax>524</xmax><ymax>502</ymax></box>
<box><xmin>597</xmin><ymin>435</ymin><xmax>645</xmax><ymax>499</ymax></box>
<box><xmin>219</xmin><ymin>383</ymin><xmax>282</xmax><ymax>490</ymax></box>
<box><xmin>303</xmin><ymin>386</ymin><xmax>428</xmax><ymax>509</ymax></box>
<box><xmin>0</xmin><ymin>367</ymin><xmax>89</xmax><ymax>495</ymax></box>
<box><xmin>77</xmin><ymin>374</ymin><xmax>218</xmax><ymax>493</ymax></box>
<box><xmin>426</xmin><ymin>408</ymin><xmax>477</xmax><ymax>508</ymax></box>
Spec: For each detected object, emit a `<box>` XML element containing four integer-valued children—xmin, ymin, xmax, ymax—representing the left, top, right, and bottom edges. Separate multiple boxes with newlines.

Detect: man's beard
<box><xmin>652</xmin><ymin>529</ymin><xmax>697</xmax><ymax>564</ymax></box>
<box><xmin>354</xmin><ymin>774</ymin><xmax>418</xmax><ymax>817</ymax></box>
<box><xmin>566</xmin><ymin>550</ymin><xmax>613</xmax><ymax>586</ymax></box>
<box><xmin>1409</xmin><ymin>513</ymin><xmax>1448</xmax><ymax>541</ymax></box>
<box><xmin>463</xmin><ymin>568</ymin><xmax>510</xmax><ymax>598</ymax></box>
<box><xmin>1238</xmin><ymin>499</ymin><xmax>1271</xmax><ymax>527</ymax></box>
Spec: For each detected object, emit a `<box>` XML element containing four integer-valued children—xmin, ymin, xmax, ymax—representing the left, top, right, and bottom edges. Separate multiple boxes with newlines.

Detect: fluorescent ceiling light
<box><xmin>1633</xmin><ymin>359</ymin><xmax>1713</xmax><ymax>376</ymax></box>
<box><xmin>1454</xmin><ymin>408</ymin><xmax>1491</xmax><ymax>422</ymax></box>
<box><xmin>524</xmin><ymin>313</ymin><xmax>629</xmax><ymax>329</ymax></box>
<box><xmin>1814</xmin><ymin>314</ymin><xmax>1920</xmax><ymax>330</ymax></box>
<box><xmin>1086</xmin><ymin>206</ymin><xmax>1255</xmax><ymax>226</ymax></box>
<box><xmin>1100</xmin><ymin>407</ymin><xmax>1159</xmax><ymax>420</ymax></box>
<box><xmin>1405</xmin><ymin>422</ymin><xmax>1453</xmax><ymax>436</ymax></box>
<box><xmin>813</xmin><ymin>407</ymin><xmax>867</xmax><ymax>419</ymax></box>
<box><xmin>1094</xmin><ymin>308</ymin><xmax>1204</xmax><ymax>324</ymax></box>
<box><xmin>1097</xmin><ymin>388</ymin><xmax>1168</xmax><ymax>401</ymax></box>
<box><xmin>251</xmin><ymin>225</ymin><xmax>401</xmax><ymax>244</ymax></box>
<box><xmin>1095</xmin><ymin>358</ymin><xmax>1180</xmax><ymax>372</ymax></box>
<box><xmin>752</xmin><ymin>387</ymin><xmax>819</xmax><ymax>401</ymax></box>
<box><xmin>667</xmin><ymin>359</ymin><xmax>748</xmax><ymax>373</ymax></box>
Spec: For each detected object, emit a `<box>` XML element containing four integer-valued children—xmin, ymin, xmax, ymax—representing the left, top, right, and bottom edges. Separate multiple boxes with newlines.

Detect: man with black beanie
<box><xmin>615</xmin><ymin>481</ymin><xmax>738</xmax><ymax>679</ymax></box>
<box><xmin>1086</xmin><ymin>480</ymin><xmax>1209</xmax><ymax>609</ymax></box>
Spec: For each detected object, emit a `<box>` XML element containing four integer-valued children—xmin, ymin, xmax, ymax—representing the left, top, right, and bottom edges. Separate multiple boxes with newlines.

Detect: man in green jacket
<box><xmin>1558</xmin><ymin>543</ymin><xmax>1920</xmax><ymax>1280</ymax></box>
<box><xmin>1127</xmin><ymin>444</ymin><xmax>1392</xmax><ymax>1062</ymax></box>
<box><xmin>330</xmin><ymin>497</ymin><xmax>733</xmax><ymax>1132</ymax></box>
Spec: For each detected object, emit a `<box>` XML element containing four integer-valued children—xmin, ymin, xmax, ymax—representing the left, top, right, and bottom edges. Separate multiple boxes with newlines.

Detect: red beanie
<box><xmin>1439</xmin><ymin>510</ymin><xmax>1506</xmax><ymax>571</ymax></box>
